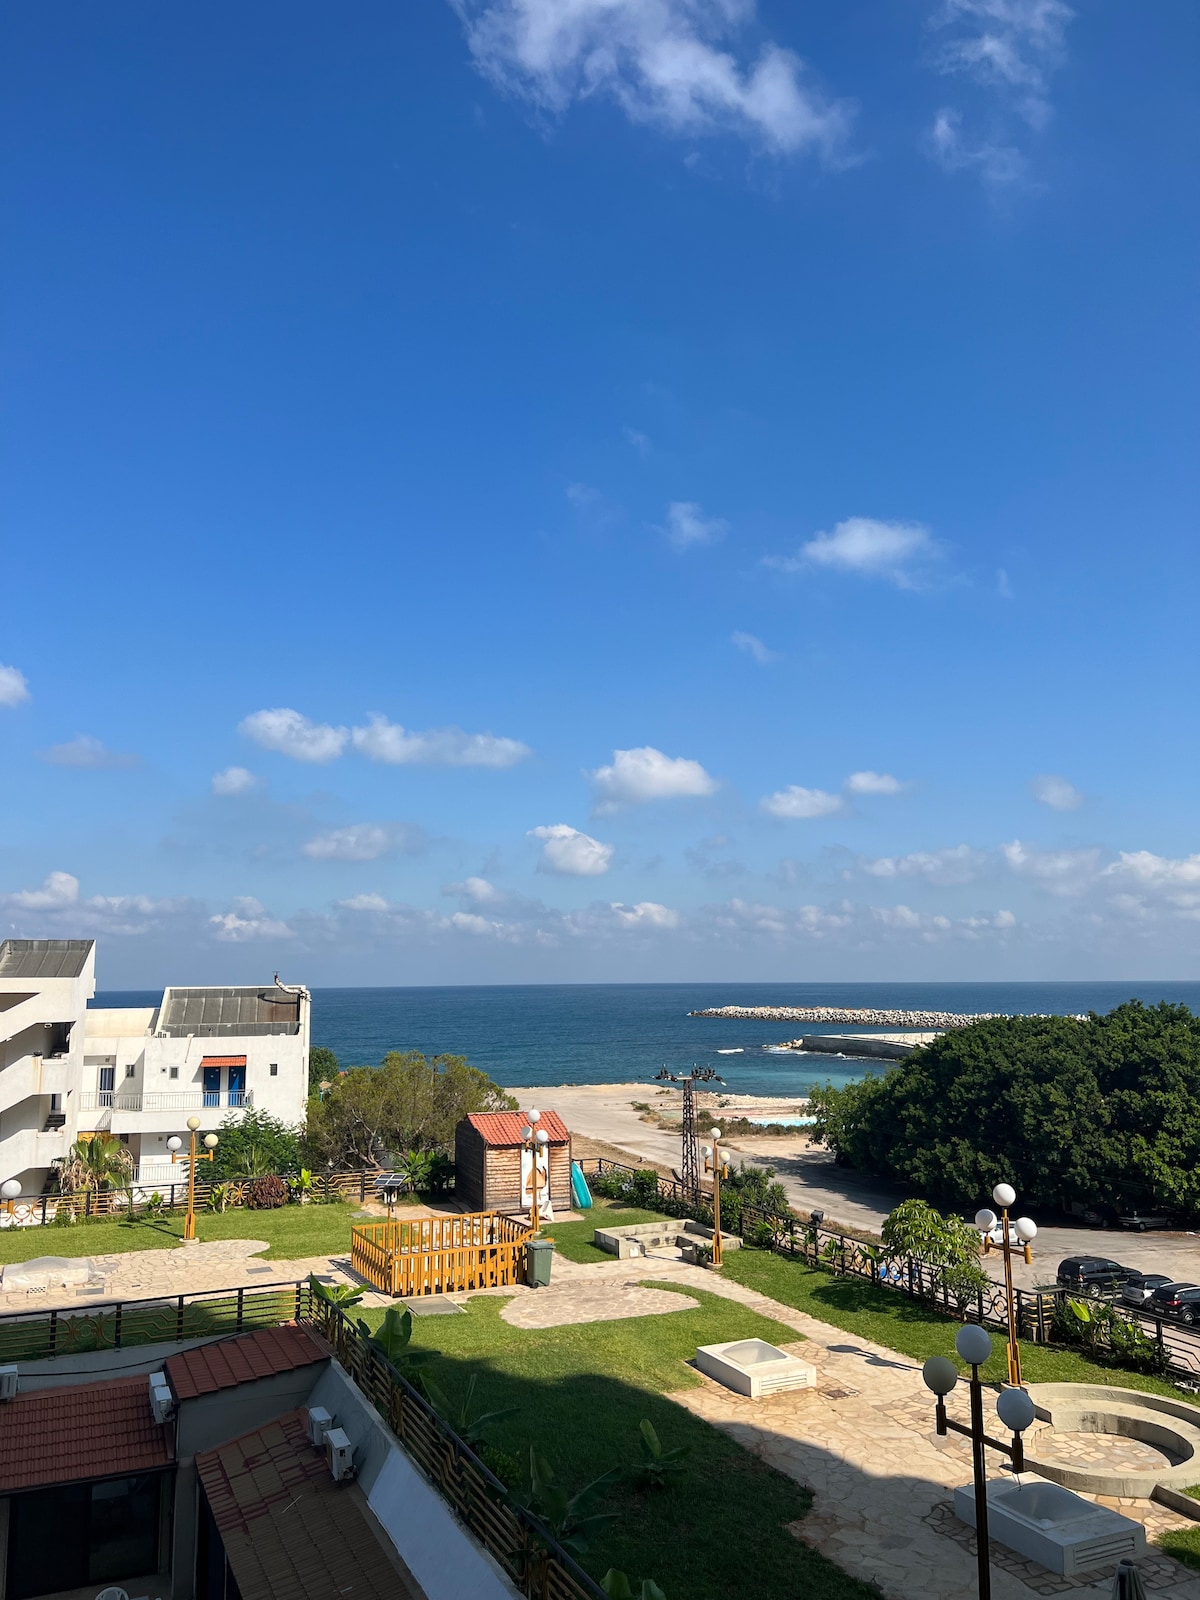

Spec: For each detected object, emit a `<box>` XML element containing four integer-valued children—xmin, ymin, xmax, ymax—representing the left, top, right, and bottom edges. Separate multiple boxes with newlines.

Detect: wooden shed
<box><xmin>454</xmin><ymin>1110</ymin><xmax>572</xmax><ymax>1217</ymax></box>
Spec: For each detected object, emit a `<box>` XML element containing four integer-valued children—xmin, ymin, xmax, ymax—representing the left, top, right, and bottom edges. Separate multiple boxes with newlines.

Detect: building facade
<box><xmin>0</xmin><ymin>939</ymin><xmax>310</xmax><ymax>1195</ymax></box>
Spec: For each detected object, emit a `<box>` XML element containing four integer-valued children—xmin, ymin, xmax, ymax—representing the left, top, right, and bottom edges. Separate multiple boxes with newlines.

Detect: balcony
<box><xmin>78</xmin><ymin>1090</ymin><xmax>254</xmax><ymax>1113</ymax></box>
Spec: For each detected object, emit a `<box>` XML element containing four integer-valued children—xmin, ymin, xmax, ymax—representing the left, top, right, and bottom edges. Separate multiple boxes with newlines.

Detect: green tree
<box><xmin>308</xmin><ymin>1044</ymin><xmax>340</xmax><ymax>1095</ymax></box>
<box><xmin>211</xmin><ymin>1107</ymin><xmax>302</xmax><ymax>1180</ymax></box>
<box><xmin>303</xmin><ymin>1050</ymin><xmax>516</xmax><ymax>1170</ymax></box>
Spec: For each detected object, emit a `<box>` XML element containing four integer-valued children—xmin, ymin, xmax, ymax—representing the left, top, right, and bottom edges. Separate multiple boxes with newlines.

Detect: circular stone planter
<box><xmin>1024</xmin><ymin>1383</ymin><xmax>1200</xmax><ymax>1498</ymax></box>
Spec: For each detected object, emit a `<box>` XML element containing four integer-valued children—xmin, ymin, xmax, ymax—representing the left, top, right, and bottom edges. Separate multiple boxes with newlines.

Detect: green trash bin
<box><xmin>527</xmin><ymin>1237</ymin><xmax>554</xmax><ymax>1288</ymax></box>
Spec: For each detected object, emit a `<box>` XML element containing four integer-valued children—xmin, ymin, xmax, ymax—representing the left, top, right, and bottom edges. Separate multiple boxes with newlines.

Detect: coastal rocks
<box><xmin>689</xmin><ymin>1006</ymin><xmax>1002</xmax><ymax>1028</ymax></box>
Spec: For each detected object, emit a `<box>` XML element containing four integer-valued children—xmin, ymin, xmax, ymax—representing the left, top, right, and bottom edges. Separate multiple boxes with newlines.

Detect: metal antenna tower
<box><xmin>654</xmin><ymin>1065</ymin><xmax>724</xmax><ymax>1199</ymax></box>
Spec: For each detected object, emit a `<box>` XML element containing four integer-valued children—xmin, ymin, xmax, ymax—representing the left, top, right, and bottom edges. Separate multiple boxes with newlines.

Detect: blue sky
<box><xmin>1</xmin><ymin>1</ymin><xmax>1198</xmax><ymax>986</ymax></box>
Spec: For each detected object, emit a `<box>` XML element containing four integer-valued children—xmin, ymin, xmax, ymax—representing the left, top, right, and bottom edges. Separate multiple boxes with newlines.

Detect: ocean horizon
<box><xmin>92</xmin><ymin>980</ymin><xmax>1200</xmax><ymax>1100</ymax></box>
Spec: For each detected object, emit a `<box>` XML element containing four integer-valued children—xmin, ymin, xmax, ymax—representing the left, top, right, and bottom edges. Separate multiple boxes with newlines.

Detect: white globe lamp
<box><xmin>0</xmin><ymin>1180</ymin><xmax>20</xmax><ymax>1202</ymax></box>
<box><xmin>922</xmin><ymin>1355</ymin><xmax>958</xmax><ymax>1396</ymax></box>
<box><xmin>955</xmin><ymin>1324</ymin><xmax>993</xmax><ymax>1367</ymax></box>
<box><xmin>992</xmin><ymin>1182</ymin><xmax>1017</xmax><ymax>1209</ymax></box>
<box><xmin>166</xmin><ymin>1136</ymin><xmax>183</xmax><ymax>1153</ymax></box>
<box><xmin>996</xmin><ymin>1387</ymin><xmax>1037</xmax><ymax>1434</ymax></box>
<box><xmin>975</xmin><ymin>1208</ymin><xmax>997</xmax><ymax>1233</ymax></box>
<box><xmin>1014</xmin><ymin>1217</ymin><xmax>1037</xmax><ymax>1243</ymax></box>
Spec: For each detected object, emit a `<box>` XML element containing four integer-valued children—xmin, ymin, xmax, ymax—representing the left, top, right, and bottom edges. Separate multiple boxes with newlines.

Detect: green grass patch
<box><xmin>720</xmin><ymin>1247</ymin><xmax>1200</xmax><ymax>1402</ymax></box>
<box><xmin>544</xmin><ymin>1198</ymin><xmax>671</xmax><ymax>1264</ymax></box>
<box><xmin>357</xmin><ymin>1286</ymin><xmax>871</xmax><ymax>1600</ymax></box>
<box><xmin>0</xmin><ymin>1199</ymin><xmax>356</xmax><ymax>1264</ymax></box>
<box><xmin>1157</xmin><ymin>1527</ymin><xmax>1200</xmax><ymax>1571</ymax></box>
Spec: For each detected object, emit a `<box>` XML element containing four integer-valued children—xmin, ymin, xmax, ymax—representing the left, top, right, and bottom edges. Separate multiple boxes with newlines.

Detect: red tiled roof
<box><xmin>197</xmin><ymin>1410</ymin><xmax>419</xmax><ymax>1600</ymax></box>
<box><xmin>465</xmin><ymin>1109</ymin><xmax>570</xmax><ymax>1146</ymax></box>
<box><xmin>0</xmin><ymin>1376</ymin><xmax>173</xmax><ymax>1492</ymax></box>
<box><xmin>165</xmin><ymin>1325</ymin><xmax>326</xmax><ymax>1401</ymax></box>
<box><xmin>200</xmin><ymin>1054</ymin><xmax>247</xmax><ymax>1067</ymax></box>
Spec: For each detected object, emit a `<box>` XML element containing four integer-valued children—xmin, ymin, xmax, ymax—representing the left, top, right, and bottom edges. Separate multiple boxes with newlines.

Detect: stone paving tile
<box><xmin>500</xmin><ymin>1282</ymin><xmax>700</xmax><ymax>1329</ymax></box>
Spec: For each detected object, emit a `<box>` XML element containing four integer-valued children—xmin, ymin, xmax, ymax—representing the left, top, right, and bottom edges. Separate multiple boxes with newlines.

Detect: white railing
<box><xmin>78</xmin><ymin>1090</ymin><xmax>253</xmax><ymax>1112</ymax></box>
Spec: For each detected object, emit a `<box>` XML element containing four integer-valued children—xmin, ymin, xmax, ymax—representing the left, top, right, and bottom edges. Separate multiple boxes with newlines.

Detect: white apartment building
<box><xmin>0</xmin><ymin>938</ymin><xmax>310</xmax><ymax>1194</ymax></box>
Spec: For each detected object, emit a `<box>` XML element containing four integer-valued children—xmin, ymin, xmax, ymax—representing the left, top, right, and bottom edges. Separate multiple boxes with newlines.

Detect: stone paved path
<box><xmin>500</xmin><ymin>1281</ymin><xmax>699</xmax><ymax>1328</ymax></box>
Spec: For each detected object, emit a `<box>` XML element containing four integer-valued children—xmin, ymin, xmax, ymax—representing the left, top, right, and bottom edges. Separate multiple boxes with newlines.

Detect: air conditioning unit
<box><xmin>0</xmin><ymin>1367</ymin><xmax>18</xmax><ymax>1401</ymax></box>
<box><xmin>324</xmin><ymin>1427</ymin><xmax>354</xmax><ymax>1482</ymax></box>
<box><xmin>148</xmin><ymin>1373</ymin><xmax>174</xmax><ymax>1424</ymax></box>
<box><xmin>306</xmin><ymin>1405</ymin><xmax>333</xmax><ymax>1447</ymax></box>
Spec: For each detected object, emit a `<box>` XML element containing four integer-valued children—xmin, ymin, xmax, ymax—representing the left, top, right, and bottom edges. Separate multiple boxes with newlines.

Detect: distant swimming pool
<box><xmin>746</xmin><ymin>1115</ymin><xmax>816</xmax><ymax>1128</ymax></box>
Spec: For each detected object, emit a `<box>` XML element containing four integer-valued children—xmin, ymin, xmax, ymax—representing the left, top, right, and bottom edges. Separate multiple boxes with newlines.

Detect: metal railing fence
<box><xmin>581</xmin><ymin>1159</ymin><xmax>1200</xmax><ymax>1384</ymax></box>
<box><xmin>0</xmin><ymin>1167</ymin><xmax>384</xmax><ymax>1226</ymax></box>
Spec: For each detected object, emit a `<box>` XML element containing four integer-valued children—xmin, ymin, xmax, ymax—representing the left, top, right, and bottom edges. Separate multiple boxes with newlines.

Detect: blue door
<box><xmin>202</xmin><ymin>1066</ymin><xmax>221</xmax><ymax>1106</ymax></box>
<box><xmin>227</xmin><ymin>1063</ymin><xmax>246</xmax><ymax>1106</ymax></box>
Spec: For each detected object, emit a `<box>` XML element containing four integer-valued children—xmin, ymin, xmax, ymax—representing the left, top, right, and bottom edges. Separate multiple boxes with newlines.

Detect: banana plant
<box><xmin>602</xmin><ymin>1573</ymin><xmax>666</xmax><ymax>1600</ymax></box>
<box><xmin>423</xmin><ymin>1372</ymin><xmax>520</xmax><ymax>1447</ymax></box>
<box><xmin>307</xmin><ymin>1272</ymin><xmax>366</xmax><ymax>1309</ymax></box>
<box><xmin>520</xmin><ymin>1447</ymin><xmax>625</xmax><ymax>1557</ymax></box>
<box><xmin>361</xmin><ymin>1304</ymin><xmax>435</xmax><ymax>1386</ymax></box>
<box><xmin>629</xmin><ymin>1419</ymin><xmax>689</xmax><ymax>1489</ymax></box>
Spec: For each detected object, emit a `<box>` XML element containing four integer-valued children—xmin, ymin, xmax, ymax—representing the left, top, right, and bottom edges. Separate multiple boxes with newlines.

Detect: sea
<box><xmin>91</xmin><ymin>981</ymin><xmax>1200</xmax><ymax>1102</ymax></box>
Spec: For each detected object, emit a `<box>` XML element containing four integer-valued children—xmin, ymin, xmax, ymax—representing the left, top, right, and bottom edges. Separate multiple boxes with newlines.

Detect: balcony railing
<box><xmin>79</xmin><ymin>1090</ymin><xmax>253</xmax><ymax>1112</ymax></box>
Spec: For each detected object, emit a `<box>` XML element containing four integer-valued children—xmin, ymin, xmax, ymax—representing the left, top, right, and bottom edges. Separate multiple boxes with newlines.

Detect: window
<box><xmin>169</xmin><ymin>1067</ymin><xmax>179</xmax><ymax>1080</ymax></box>
<box><xmin>125</xmin><ymin>1064</ymin><xmax>136</xmax><ymax>1078</ymax></box>
<box><xmin>269</xmin><ymin>1062</ymin><xmax>278</xmax><ymax>1077</ymax></box>
<box><xmin>7</xmin><ymin>1474</ymin><xmax>164</xmax><ymax>1600</ymax></box>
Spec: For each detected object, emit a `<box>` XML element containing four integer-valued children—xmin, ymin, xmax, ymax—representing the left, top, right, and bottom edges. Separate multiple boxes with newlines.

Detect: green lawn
<box><xmin>0</xmin><ymin>1199</ymin><xmax>358</xmax><ymax>1264</ymax></box>
<box><xmin>544</xmin><ymin>1199</ymin><xmax>671</xmax><ymax>1263</ymax></box>
<box><xmin>719</xmin><ymin>1247</ymin><xmax>1200</xmax><ymax>1402</ymax></box>
<box><xmin>359</xmin><ymin>1286</ymin><xmax>875</xmax><ymax>1600</ymax></box>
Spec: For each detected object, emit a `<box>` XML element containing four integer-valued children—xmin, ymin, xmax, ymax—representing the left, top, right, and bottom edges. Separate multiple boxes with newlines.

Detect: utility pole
<box><xmin>654</xmin><ymin>1066</ymin><xmax>724</xmax><ymax>1201</ymax></box>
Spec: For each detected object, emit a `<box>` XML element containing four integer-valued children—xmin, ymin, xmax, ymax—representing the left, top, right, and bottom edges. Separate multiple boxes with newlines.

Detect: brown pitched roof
<box><xmin>0</xmin><ymin>1376</ymin><xmax>173</xmax><ymax>1492</ymax></box>
<box><xmin>199</xmin><ymin>1054</ymin><xmax>247</xmax><ymax>1067</ymax></box>
<box><xmin>165</xmin><ymin>1325</ymin><xmax>326</xmax><ymax>1401</ymax></box>
<box><xmin>196</xmin><ymin>1409</ymin><xmax>421</xmax><ymax>1600</ymax></box>
<box><xmin>465</xmin><ymin>1110</ymin><xmax>570</xmax><ymax>1146</ymax></box>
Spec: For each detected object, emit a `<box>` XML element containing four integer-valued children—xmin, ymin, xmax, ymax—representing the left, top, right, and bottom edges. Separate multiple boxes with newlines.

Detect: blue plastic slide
<box><xmin>570</xmin><ymin>1160</ymin><xmax>593</xmax><ymax>1209</ymax></box>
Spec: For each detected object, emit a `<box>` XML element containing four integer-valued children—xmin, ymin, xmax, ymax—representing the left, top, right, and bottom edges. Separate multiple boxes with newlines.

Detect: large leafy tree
<box><xmin>808</xmin><ymin>1003</ymin><xmax>1200</xmax><ymax>1218</ymax></box>
<box><xmin>303</xmin><ymin>1050</ymin><xmax>516</xmax><ymax>1170</ymax></box>
<box><xmin>308</xmin><ymin>1045</ymin><xmax>340</xmax><ymax>1095</ymax></box>
<box><xmin>210</xmin><ymin>1108</ymin><xmax>303</xmax><ymax>1179</ymax></box>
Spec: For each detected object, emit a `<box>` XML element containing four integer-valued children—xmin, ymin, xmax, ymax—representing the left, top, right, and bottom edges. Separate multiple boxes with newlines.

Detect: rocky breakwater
<box><xmin>689</xmin><ymin>1005</ymin><xmax>1002</xmax><ymax>1028</ymax></box>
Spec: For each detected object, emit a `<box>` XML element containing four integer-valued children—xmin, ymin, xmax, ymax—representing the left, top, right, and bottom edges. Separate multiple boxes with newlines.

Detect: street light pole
<box><xmin>974</xmin><ymin>1182</ymin><xmax>1037</xmax><ymax>1389</ymax></box>
<box><xmin>520</xmin><ymin>1110</ymin><xmax>550</xmax><ymax>1230</ymax></box>
<box><xmin>922</xmin><ymin>1326</ymin><xmax>1036</xmax><ymax>1600</ymax></box>
<box><xmin>168</xmin><ymin>1115</ymin><xmax>218</xmax><ymax>1242</ymax></box>
<box><xmin>702</xmin><ymin>1130</ymin><xmax>729</xmax><ymax>1266</ymax></box>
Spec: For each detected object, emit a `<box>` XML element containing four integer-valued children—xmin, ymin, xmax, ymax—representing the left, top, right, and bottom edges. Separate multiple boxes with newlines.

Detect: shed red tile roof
<box><xmin>465</xmin><ymin>1110</ymin><xmax>570</xmax><ymax>1146</ymax></box>
<box><xmin>199</xmin><ymin>1054</ymin><xmax>247</xmax><ymax>1067</ymax></box>
<box><xmin>0</xmin><ymin>1376</ymin><xmax>173</xmax><ymax>1492</ymax></box>
<box><xmin>196</xmin><ymin>1410</ymin><xmax>419</xmax><ymax>1600</ymax></box>
<box><xmin>165</xmin><ymin>1325</ymin><xmax>327</xmax><ymax>1401</ymax></box>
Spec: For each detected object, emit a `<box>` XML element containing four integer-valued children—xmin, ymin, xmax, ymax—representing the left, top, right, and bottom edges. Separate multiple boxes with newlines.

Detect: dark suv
<box><xmin>1056</xmin><ymin>1256</ymin><xmax>1136</xmax><ymax>1298</ymax></box>
<box><xmin>1148</xmin><ymin>1282</ymin><xmax>1200</xmax><ymax>1324</ymax></box>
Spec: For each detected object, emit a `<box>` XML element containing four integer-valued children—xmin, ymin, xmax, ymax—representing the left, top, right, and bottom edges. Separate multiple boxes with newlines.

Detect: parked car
<box><xmin>1120</xmin><ymin>1272</ymin><xmax>1174</xmax><ymax>1308</ymax></box>
<box><xmin>1056</xmin><ymin>1256</ymin><xmax>1137</xmax><ymax>1298</ymax></box>
<box><xmin>1117</xmin><ymin>1212</ymin><xmax>1172</xmax><ymax>1232</ymax></box>
<box><xmin>1148</xmin><ymin>1282</ymin><xmax>1200</xmax><ymax>1323</ymax></box>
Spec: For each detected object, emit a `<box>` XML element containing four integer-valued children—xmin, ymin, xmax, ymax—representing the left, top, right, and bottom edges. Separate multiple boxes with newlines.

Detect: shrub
<box><xmin>745</xmin><ymin>1220</ymin><xmax>777</xmax><ymax>1250</ymax></box>
<box><xmin>246</xmin><ymin>1174</ymin><xmax>288</xmax><ymax>1210</ymax></box>
<box><xmin>53</xmin><ymin>1201</ymin><xmax>76</xmax><ymax>1227</ymax></box>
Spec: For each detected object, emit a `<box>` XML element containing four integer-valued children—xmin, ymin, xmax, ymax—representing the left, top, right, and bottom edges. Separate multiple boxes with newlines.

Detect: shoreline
<box><xmin>690</xmin><ymin>1005</ymin><xmax>998</xmax><ymax>1027</ymax></box>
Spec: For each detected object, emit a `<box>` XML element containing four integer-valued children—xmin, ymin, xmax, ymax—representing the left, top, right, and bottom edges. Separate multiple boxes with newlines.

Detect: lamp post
<box><xmin>520</xmin><ymin>1110</ymin><xmax>550</xmax><ymax>1230</ymax></box>
<box><xmin>922</xmin><ymin>1325</ymin><xmax>1037</xmax><ymax>1600</ymax></box>
<box><xmin>167</xmin><ymin>1115</ymin><xmax>218</xmax><ymax>1242</ymax></box>
<box><xmin>0</xmin><ymin>1179</ymin><xmax>20</xmax><ymax>1225</ymax></box>
<box><xmin>974</xmin><ymin>1182</ymin><xmax>1037</xmax><ymax>1388</ymax></box>
<box><xmin>701</xmin><ymin>1129</ymin><xmax>730</xmax><ymax>1266</ymax></box>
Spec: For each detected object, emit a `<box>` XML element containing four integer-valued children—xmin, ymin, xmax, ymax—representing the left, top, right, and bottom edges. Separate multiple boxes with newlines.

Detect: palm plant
<box><xmin>58</xmin><ymin>1134</ymin><xmax>133</xmax><ymax>1213</ymax></box>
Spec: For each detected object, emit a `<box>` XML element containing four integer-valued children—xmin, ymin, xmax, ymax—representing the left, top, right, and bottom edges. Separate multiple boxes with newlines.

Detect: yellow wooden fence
<box><xmin>351</xmin><ymin>1210</ymin><xmax>535</xmax><ymax>1297</ymax></box>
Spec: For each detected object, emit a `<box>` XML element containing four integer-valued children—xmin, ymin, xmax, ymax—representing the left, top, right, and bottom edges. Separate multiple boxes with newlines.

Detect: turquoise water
<box><xmin>95</xmin><ymin>980</ymin><xmax>1200</xmax><ymax>1100</ymax></box>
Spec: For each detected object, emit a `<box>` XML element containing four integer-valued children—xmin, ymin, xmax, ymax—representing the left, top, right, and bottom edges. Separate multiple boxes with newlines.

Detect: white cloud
<box><xmin>209</xmin><ymin>897</ymin><xmax>296</xmax><ymax>942</ymax></box>
<box><xmin>931</xmin><ymin>0</ymin><xmax>1073</xmax><ymax>129</ymax></box>
<box><xmin>350</xmin><ymin>714</ymin><xmax>531</xmax><ymax>768</ymax></box>
<box><xmin>240</xmin><ymin>708</ymin><xmax>349</xmax><ymax>764</ymax></box>
<box><xmin>2</xmin><ymin>871</ymin><xmax>81</xmax><ymax>910</ymax></box>
<box><xmin>859</xmin><ymin>845</ymin><xmax>987</xmax><ymax>885</ymax></box>
<box><xmin>453</xmin><ymin>0</ymin><xmax>855</xmax><ymax>159</ymax></box>
<box><xmin>301</xmin><ymin>824</ymin><xmax>422</xmax><ymax>863</ymax></box>
<box><xmin>0</xmin><ymin>665</ymin><xmax>30</xmax><ymax>708</ymax></box>
<box><xmin>1002</xmin><ymin>839</ymin><xmax>1101</xmax><ymax>894</ymax></box>
<box><xmin>38</xmin><ymin>734</ymin><xmax>140</xmax><ymax>770</ymax></box>
<box><xmin>623</xmin><ymin>426</ymin><xmax>650</xmax><ymax>455</ymax></box>
<box><xmin>769</xmin><ymin>517</ymin><xmax>940</xmax><ymax>589</ymax></box>
<box><xmin>529</xmin><ymin>824</ymin><xmax>614</xmax><ymax>877</ymax></box>
<box><xmin>760</xmin><ymin>785</ymin><xmax>844</xmax><ymax>820</ymax></box>
<box><xmin>444</xmin><ymin>876</ymin><xmax>505</xmax><ymax>903</ymax></box>
<box><xmin>1031</xmin><ymin>773</ymin><xmax>1083</xmax><ymax>811</ymax></box>
<box><xmin>845</xmin><ymin>770</ymin><xmax>905</xmax><ymax>796</ymax></box>
<box><xmin>731</xmin><ymin>630</ymin><xmax>779</xmax><ymax>665</ymax></box>
<box><xmin>661</xmin><ymin>501</ymin><xmax>727</xmax><ymax>552</ymax></box>
<box><xmin>609</xmin><ymin>901</ymin><xmax>681</xmax><ymax>929</ymax></box>
<box><xmin>928</xmin><ymin>108</ymin><xmax>1024</xmax><ymax>184</ymax></box>
<box><xmin>337</xmin><ymin>892</ymin><xmax>392</xmax><ymax>912</ymax></box>
<box><xmin>211</xmin><ymin>766</ymin><xmax>259</xmax><ymax>797</ymax></box>
<box><xmin>591</xmin><ymin>746</ymin><xmax>717</xmax><ymax>809</ymax></box>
